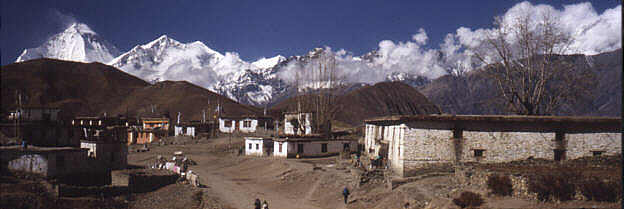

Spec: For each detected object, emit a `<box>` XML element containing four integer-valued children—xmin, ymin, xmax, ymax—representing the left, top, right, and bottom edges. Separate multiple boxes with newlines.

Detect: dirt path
<box><xmin>187</xmin><ymin>153</ymin><xmax>324</xmax><ymax>209</ymax></box>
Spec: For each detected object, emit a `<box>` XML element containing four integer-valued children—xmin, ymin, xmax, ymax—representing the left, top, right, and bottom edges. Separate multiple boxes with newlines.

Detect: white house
<box><xmin>284</xmin><ymin>113</ymin><xmax>313</xmax><ymax>135</ymax></box>
<box><xmin>219</xmin><ymin>116</ymin><xmax>273</xmax><ymax>134</ymax></box>
<box><xmin>174</xmin><ymin>125</ymin><xmax>196</xmax><ymax>137</ymax></box>
<box><xmin>245</xmin><ymin>137</ymin><xmax>273</xmax><ymax>156</ymax></box>
<box><xmin>273</xmin><ymin>137</ymin><xmax>357</xmax><ymax>158</ymax></box>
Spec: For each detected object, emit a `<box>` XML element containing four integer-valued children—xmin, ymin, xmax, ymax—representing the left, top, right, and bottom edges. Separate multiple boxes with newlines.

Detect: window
<box><xmin>474</xmin><ymin>149</ymin><xmax>485</xmax><ymax>157</ymax></box>
<box><xmin>243</xmin><ymin>120</ymin><xmax>252</xmax><ymax>128</ymax></box>
<box><xmin>555</xmin><ymin>132</ymin><xmax>564</xmax><ymax>141</ymax></box>
<box><xmin>343</xmin><ymin>143</ymin><xmax>350</xmax><ymax>151</ymax></box>
<box><xmin>554</xmin><ymin>149</ymin><xmax>566</xmax><ymax>161</ymax></box>
<box><xmin>224</xmin><ymin>120</ymin><xmax>232</xmax><ymax>127</ymax></box>
<box><xmin>297</xmin><ymin>144</ymin><xmax>304</xmax><ymax>154</ymax></box>
<box><xmin>279</xmin><ymin>143</ymin><xmax>283</xmax><ymax>152</ymax></box>
<box><xmin>256</xmin><ymin>144</ymin><xmax>259</xmax><ymax>150</ymax></box>
<box><xmin>592</xmin><ymin>151</ymin><xmax>604</xmax><ymax>156</ymax></box>
<box><xmin>57</xmin><ymin>155</ymin><xmax>65</xmax><ymax>169</ymax></box>
<box><xmin>321</xmin><ymin>143</ymin><xmax>328</xmax><ymax>153</ymax></box>
<box><xmin>249</xmin><ymin>143</ymin><xmax>252</xmax><ymax>149</ymax></box>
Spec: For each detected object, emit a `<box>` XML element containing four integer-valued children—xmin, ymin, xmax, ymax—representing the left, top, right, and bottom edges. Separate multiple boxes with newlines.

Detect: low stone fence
<box><xmin>455</xmin><ymin>166</ymin><xmax>538</xmax><ymax>200</ymax></box>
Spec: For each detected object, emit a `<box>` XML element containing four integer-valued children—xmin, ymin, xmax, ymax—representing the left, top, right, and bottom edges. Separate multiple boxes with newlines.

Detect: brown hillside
<box><xmin>1</xmin><ymin>59</ymin><xmax>259</xmax><ymax>122</ymax></box>
<box><xmin>1</xmin><ymin>59</ymin><xmax>148</xmax><ymax>120</ymax></box>
<box><xmin>270</xmin><ymin>82</ymin><xmax>440</xmax><ymax>126</ymax></box>
<box><xmin>110</xmin><ymin>80</ymin><xmax>260</xmax><ymax>121</ymax></box>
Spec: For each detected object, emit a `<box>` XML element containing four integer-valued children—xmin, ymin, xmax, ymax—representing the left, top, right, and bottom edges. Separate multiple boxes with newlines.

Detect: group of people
<box><xmin>253</xmin><ymin>198</ymin><xmax>269</xmax><ymax>209</ymax></box>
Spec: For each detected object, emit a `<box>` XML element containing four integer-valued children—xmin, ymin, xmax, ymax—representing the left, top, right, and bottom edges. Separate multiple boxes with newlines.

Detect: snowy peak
<box><xmin>252</xmin><ymin>55</ymin><xmax>286</xmax><ymax>69</ymax></box>
<box><xmin>16</xmin><ymin>22</ymin><xmax>120</xmax><ymax>63</ymax></box>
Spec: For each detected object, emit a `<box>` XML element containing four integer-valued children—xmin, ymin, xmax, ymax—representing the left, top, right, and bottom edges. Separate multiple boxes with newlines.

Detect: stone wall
<box><xmin>461</xmin><ymin>132</ymin><xmax>555</xmax><ymax>163</ymax></box>
<box><xmin>401</xmin><ymin>129</ymin><xmax>455</xmax><ymax>177</ymax></box>
<box><xmin>566</xmin><ymin>133</ymin><xmax>621</xmax><ymax>159</ymax></box>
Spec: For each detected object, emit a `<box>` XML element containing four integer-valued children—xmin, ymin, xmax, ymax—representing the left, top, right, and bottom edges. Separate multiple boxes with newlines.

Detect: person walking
<box><xmin>342</xmin><ymin>187</ymin><xmax>350</xmax><ymax>204</ymax></box>
<box><xmin>254</xmin><ymin>198</ymin><xmax>262</xmax><ymax>209</ymax></box>
<box><xmin>261</xmin><ymin>200</ymin><xmax>269</xmax><ymax>209</ymax></box>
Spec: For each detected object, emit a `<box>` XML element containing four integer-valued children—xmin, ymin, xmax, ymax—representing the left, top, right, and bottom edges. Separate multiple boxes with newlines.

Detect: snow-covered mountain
<box><xmin>12</xmin><ymin>22</ymin><xmax>436</xmax><ymax>106</ymax></box>
<box><xmin>16</xmin><ymin>23</ymin><xmax>120</xmax><ymax>63</ymax></box>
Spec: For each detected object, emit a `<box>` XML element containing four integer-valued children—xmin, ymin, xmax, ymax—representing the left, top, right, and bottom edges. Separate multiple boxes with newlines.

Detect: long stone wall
<box><xmin>389</xmin><ymin>127</ymin><xmax>621</xmax><ymax>177</ymax></box>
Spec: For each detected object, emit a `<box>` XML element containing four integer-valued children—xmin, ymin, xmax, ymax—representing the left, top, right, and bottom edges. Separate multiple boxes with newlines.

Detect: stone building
<box><xmin>73</xmin><ymin>116</ymin><xmax>129</xmax><ymax>170</ymax></box>
<box><xmin>0</xmin><ymin>145</ymin><xmax>111</xmax><ymax>185</ymax></box>
<box><xmin>364</xmin><ymin>115</ymin><xmax>621</xmax><ymax>177</ymax></box>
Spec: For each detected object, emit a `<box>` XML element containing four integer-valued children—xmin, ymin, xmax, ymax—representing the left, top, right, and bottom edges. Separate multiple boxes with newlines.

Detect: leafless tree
<box><xmin>473</xmin><ymin>11</ymin><xmax>594</xmax><ymax>115</ymax></box>
<box><xmin>292</xmin><ymin>50</ymin><xmax>343</xmax><ymax>136</ymax></box>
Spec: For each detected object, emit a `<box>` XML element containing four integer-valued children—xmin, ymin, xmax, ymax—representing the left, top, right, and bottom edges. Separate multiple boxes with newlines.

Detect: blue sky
<box><xmin>1</xmin><ymin>0</ymin><xmax>621</xmax><ymax>65</ymax></box>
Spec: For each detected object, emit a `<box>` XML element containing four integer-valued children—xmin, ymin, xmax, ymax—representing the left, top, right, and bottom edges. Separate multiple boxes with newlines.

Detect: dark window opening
<box><xmin>592</xmin><ymin>151</ymin><xmax>604</xmax><ymax>156</ymax></box>
<box><xmin>57</xmin><ymin>155</ymin><xmax>65</xmax><ymax>169</ymax></box>
<box><xmin>555</xmin><ymin>132</ymin><xmax>565</xmax><ymax>141</ymax></box>
<box><xmin>343</xmin><ymin>143</ymin><xmax>350</xmax><ymax>151</ymax></box>
<box><xmin>224</xmin><ymin>120</ymin><xmax>232</xmax><ymax>127</ymax></box>
<box><xmin>554</xmin><ymin>149</ymin><xmax>566</xmax><ymax>161</ymax></box>
<box><xmin>256</xmin><ymin>144</ymin><xmax>259</xmax><ymax>150</ymax></box>
<box><xmin>297</xmin><ymin>144</ymin><xmax>304</xmax><ymax>154</ymax></box>
<box><xmin>474</xmin><ymin>149</ymin><xmax>485</xmax><ymax>157</ymax></box>
<box><xmin>249</xmin><ymin>143</ymin><xmax>252</xmax><ymax>149</ymax></box>
<box><xmin>243</xmin><ymin>120</ymin><xmax>252</xmax><ymax>128</ymax></box>
<box><xmin>321</xmin><ymin>143</ymin><xmax>328</xmax><ymax>153</ymax></box>
<box><xmin>279</xmin><ymin>143</ymin><xmax>283</xmax><ymax>152</ymax></box>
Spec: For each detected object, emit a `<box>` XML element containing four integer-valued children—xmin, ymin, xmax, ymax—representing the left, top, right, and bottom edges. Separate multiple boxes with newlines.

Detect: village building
<box><xmin>244</xmin><ymin>137</ymin><xmax>273</xmax><ymax>156</ymax></box>
<box><xmin>218</xmin><ymin>115</ymin><xmax>273</xmax><ymax>134</ymax></box>
<box><xmin>127</xmin><ymin>116</ymin><xmax>170</xmax><ymax>144</ymax></box>
<box><xmin>273</xmin><ymin>135</ymin><xmax>358</xmax><ymax>158</ymax></box>
<box><xmin>73</xmin><ymin>116</ymin><xmax>129</xmax><ymax>170</ymax></box>
<box><xmin>0</xmin><ymin>145</ymin><xmax>111</xmax><ymax>185</ymax></box>
<box><xmin>8</xmin><ymin>107</ymin><xmax>61</xmax><ymax>121</ymax></box>
<box><xmin>283</xmin><ymin>112</ymin><xmax>313</xmax><ymax>135</ymax></box>
<box><xmin>364</xmin><ymin>115</ymin><xmax>622</xmax><ymax>177</ymax></box>
<box><xmin>1</xmin><ymin>106</ymin><xmax>73</xmax><ymax>147</ymax></box>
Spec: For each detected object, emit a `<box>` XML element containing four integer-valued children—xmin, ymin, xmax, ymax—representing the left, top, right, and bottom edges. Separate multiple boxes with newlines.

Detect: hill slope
<box><xmin>270</xmin><ymin>82</ymin><xmax>440</xmax><ymax>126</ymax></box>
<box><xmin>1</xmin><ymin>59</ymin><xmax>259</xmax><ymax>121</ymax></box>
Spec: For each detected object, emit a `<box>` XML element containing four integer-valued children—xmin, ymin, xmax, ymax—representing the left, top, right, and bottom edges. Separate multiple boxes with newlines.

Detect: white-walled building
<box><xmin>245</xmin><ymin>137</ymin><xmax>273</xmax><ymax>156</ymax></box>
<box><xmin>364</xmin><ymin>115</ymin><xmax>622</xmax><ymax>177</ymax></box>
<box><xmin>219</xmin><ymin>116</ymin><xmax>273</xmax><ymax>134</ymax></box>
<box><xmin>284</xmin><ymin>112</ymin><xmax>313</xmax><ymax>135</ymax></box>
<box><xmin>273</xmin><ymin>136</ymin><xmax>357</xmax><ymax>158</ymax></box>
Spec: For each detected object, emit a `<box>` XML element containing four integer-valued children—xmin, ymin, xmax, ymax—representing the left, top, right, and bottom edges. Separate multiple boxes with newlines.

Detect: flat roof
<box><xmin>365</xmin><ymin>114</ymin><xmax>621</xmax><ymax>133</ymax></box>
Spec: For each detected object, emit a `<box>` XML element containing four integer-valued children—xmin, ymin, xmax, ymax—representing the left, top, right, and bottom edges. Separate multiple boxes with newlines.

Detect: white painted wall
<box><xmin>219</xmin><ymin>118</ymin><xmax>236</xmax><ymax>133</ymax></box>
<box><xmin>245</xmin><ymin>137</ymin><xmax>271</xmax><ymax>156</ymax></box>
<box><xmin>7</xmin><ymin>154</ymin><xmax>49</xmax><ymax>176</ymax></box>
<box><xmin>239</xmin><ymin>119</ymin><xmax>258</xmax><ymax>133</ymax></box>
<box><xmin>284</xmin><ymin>113</ymin><xmax>312</xmax><ymax>135</ymax></box>
<box><xmin>273</xmin><ymin>141</ymin><xmax>290</xmax><ymax>157</ymax></box>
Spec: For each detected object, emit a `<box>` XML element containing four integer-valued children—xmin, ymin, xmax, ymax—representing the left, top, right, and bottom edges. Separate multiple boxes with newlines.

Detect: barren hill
<box><xmin>1</xmin><ymin>59</ymin><xmax>259</xmax><ymax>121</ymax></box>
<box><xmin>270</xmin><ymin>82</ymin><xmax>440</xmax><ymax>126</ymax></box>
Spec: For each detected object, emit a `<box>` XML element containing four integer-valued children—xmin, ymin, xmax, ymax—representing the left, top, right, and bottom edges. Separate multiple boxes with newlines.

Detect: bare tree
<box><xmin>292</xmin><ymin>50</ymin><xmax>343</xmax><ymax>136</ymax></box>
<box><xmin>473</xmin><ymin>11</ymin><xmax>594</xmax><ymax>115</ymax></box>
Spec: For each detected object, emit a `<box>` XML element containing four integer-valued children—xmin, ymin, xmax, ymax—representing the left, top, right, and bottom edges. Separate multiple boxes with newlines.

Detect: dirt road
<box><xmin>129</xmin><ymin>137</ymin><xmax>352</xmax><ymax>209</ymax></box>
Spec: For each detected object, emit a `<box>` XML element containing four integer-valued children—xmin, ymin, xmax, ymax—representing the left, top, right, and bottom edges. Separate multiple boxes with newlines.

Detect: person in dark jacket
<box><xmin>254</xmin><ymin>198</ymin><xmax>262</xmax><ymax>209</ymax></box>
<box><xmin>342</xmin><ymin>187</ymin><xmax>350</xmax><ymax>204</ymax></box>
